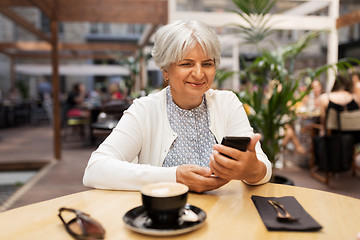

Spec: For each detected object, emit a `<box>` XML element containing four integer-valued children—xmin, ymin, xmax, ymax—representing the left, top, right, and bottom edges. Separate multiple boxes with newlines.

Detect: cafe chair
<box><xmin>102</xmin><ymin>99</ymin><xmax>131</xmax><ymax>119</ymax></box>
<box><xmin>310</xmin><ymin>108</ymin><xmax>360</xmax><ymax>184</ymax></box>
<box><xmin>30</xmin><ymin>101</ymin><xmax>51</xmax><ymax>125</ymax></box>
<box><xmin>90</xmin><ymin>99</ymin><xmax>131</xmax><ymax>145</ymax></box>
<box><xmin>62</xmin><ymin>108</ymin><xmax>91</xmax><ymax>146</ymax></box>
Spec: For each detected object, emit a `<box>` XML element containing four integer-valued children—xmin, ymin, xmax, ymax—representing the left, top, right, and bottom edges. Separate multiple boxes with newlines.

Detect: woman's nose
<box><xmin>192</xmin><ymin>64</ymin><xmax>205</xmax><ymax>79</ymax></box>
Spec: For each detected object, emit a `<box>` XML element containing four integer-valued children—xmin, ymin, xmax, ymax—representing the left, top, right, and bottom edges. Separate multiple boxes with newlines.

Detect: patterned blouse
<box><xmin>162</xmin><ymin>87</ymin><xmax>217</xmax><ymax>167</ymax></box>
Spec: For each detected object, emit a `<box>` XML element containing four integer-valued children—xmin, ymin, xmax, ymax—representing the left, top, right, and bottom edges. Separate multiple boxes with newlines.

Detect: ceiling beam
<box><xmin>29</xmin><ymin>0</ymin><xmax>52</xmax><ymax>19</ymax></box>
<box><xmin>171</xmin><ymin>11</ymin><xmax>334</xmax><ymax>30</ymax></box>
<box><xmin>0</xmin><ymin>8</ymin><xmax>51</xmax><ymax>42</ymax></box>
<box><xmin>0</xmin><ymin>0</ymin><xmax>34</xmax><ymax>7</ymax></box>
<box><xmin>61</xmin><ymin>43</ymin><xmax>138</xmax><ymax>52</ymax></box>
<box><xmin>0</xmin><ymin>41</ymin><xmax>138</xmax><ymax>52</ymax></box>
<box><xmin>0</xmin><ymin>49</ymin><xmax>12</xmax><ymax>57</ymax></box>
<box><xmin>11</xmin><ymin>52</ymin><xmax>127</xmax><ymax>60</ymax></box>
<box><xmin>0</xmin><ymin>0</ymin><xmax>168</xmax><ymax>24</ymax></box>
<box><xmin>282</xmin><ymin>2</ymin><xmax>329</xmax><ymax>15</ymax></box>
<box><xmin>138</xmin><ymin>24</ymin><xmax>158</xmax><ymax>48</ymax></box>
<box><xmin>337</xmin><ymin>9</ymin><xmax>360</xmax><ymax>28</ymax></box>
<box><xmin>56</xmin><ymin>0</ymin><xmax>167</xmax><ymax>24</ymax></box>
<box><xmin>0</xmin><ymin>42</ymin><xmax>51</xmax><ymax>51</ymax></box>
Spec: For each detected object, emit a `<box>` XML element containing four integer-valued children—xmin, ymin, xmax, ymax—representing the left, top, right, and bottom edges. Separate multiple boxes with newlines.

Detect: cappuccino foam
<box><xmin>141</xmin><ymin>182</ymin><xmax>188</xmax><ymax>197</ymax></box>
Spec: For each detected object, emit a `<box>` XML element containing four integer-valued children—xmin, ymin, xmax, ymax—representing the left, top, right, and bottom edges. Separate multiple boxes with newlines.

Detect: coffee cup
<box><xmin>141</xmin><ymin>182</ymin><xmax>189</xmax><ymax>226</ymax></box>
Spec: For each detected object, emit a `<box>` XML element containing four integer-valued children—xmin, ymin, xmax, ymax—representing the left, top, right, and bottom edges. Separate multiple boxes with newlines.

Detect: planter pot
<box><xmin>270</xmin><ymin>174</ymin><xmax>294</xmax><ymax>185</ymax></box>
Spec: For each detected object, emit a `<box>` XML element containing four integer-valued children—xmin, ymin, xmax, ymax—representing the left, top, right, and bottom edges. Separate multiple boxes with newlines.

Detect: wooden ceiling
<box><xmin>337</xmin><ymin>9</ymin><xmax>360</xmax><ymax>28</ymax></box>
<box><xmin>0</xmin><ymin>0</ymin><xmax>168</xmax><ymax>59</ymax></box>
<box><xmin>0</xmin><ymin>0</ymin><xmax>167</xmax><ymax>23</ymax></box>
<box><xmin>1</xmin><ymin>0</ymin><xmax>360</xmax><ymax>59</ymax></box>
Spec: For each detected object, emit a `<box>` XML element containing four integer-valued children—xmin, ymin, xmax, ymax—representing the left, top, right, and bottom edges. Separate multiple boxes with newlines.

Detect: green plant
<box><xmin>231</xmin><ymin>0</ymin><xmax>359</xmax><ymax>165</ymax></box>
<box><xmin>232</xmin><ymin>0</ymin><xmax>277</xmax><ymax>46</ymax></box>
<box><xmin>214</xmin><ymin>69</ymin><xmax>237</xmax><ymax>89</ymax></box>
<box><xmin>237</xmin><ymin>32</ymin><xmax>317</xmax><ymax>163</ymax></box>
<box><xmin>237</xmin><ymin>32</ymin><xmax>358</xmax><ymax>164</ymax></box>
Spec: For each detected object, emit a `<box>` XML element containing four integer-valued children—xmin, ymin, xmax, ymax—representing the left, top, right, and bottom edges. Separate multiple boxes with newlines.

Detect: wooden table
<box><xmin>0</xmin><ymin>181</ymin><xmax>359</xmax><ymax>240</ymax></box>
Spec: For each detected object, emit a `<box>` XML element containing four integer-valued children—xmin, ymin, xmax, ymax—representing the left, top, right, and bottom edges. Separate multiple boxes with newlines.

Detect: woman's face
<box><xmin>163</xmin><ymin>43</ymin><xmax>216</xmax><ymax>110</ymax></box>
<box><xmin>312</xmin><ymin>80</ymin><xmax>322</xmax><ymax>96</ymax></box>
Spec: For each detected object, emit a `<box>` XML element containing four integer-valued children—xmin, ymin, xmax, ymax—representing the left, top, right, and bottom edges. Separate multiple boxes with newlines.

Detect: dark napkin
<box><xmin>251</xmin><ymin>195</ymin><xmax>322</xmax><ymax>232</ymax></box>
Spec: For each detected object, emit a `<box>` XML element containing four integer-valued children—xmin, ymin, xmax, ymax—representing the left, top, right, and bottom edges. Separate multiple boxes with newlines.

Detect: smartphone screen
<box><xmin>220</xmin><ymin>136</ymin><xmax>251</xmax><ymax>158</ymax></box>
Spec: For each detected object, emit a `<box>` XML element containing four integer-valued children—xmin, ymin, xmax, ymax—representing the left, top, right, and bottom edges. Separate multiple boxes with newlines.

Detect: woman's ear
<box><xmin>162</xmin><ymin>70</ymin><xmax>169</xmax><ymax>81</ymax></box>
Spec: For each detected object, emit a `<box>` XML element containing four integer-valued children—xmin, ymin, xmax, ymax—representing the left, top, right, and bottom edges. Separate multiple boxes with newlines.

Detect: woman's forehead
<box><xmin>182</xmin><ymin>43</ymin><xmax>212</xmax><ymax>59</ymax></box>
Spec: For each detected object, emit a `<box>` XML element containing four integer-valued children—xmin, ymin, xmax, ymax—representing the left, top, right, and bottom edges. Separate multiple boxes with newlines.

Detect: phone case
<box><xmin>221</xmin><ymin>136</ymin><xmax>251</xmax><ymax>153</ymax></box>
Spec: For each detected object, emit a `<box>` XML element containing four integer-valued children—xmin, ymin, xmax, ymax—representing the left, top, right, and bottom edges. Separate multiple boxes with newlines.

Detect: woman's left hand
<box><xmin>209</xmin><ymin>133</ymin><xmax>266</xmax><ymax>184</ymax></box>
<box><xmin>176</xmin><ymin>164</ymin><xmax>229</xmax><ymax>193</ymax></box>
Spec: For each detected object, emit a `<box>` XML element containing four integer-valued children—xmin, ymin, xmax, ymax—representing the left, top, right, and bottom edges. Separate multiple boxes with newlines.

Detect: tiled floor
<box><xmin>0</xmin><ymin>125</ymin><xmax>92</xmax><ymax>211</ymax></box>
<box><xmin>0</xmin><ymin>125</ymin><xmax>359</xmax><ymax>212</ymax></box>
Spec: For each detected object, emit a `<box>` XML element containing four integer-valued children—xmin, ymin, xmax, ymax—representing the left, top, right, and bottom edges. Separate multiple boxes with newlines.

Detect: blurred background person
<box><xmin>108</xmin><ymin>82</ymin><xmax>124</xmax><ymax>100</ymax></box>
<box><xmin>6</xmin><ymin>87</ymin><xmax>23</xmax><ymax>106</ymax></box>
<box><xmin>37</xmin><ymin>77</ymin><xmax>53</xmax><ymax>123</ymax></box>
<box><xmin>282</xmin><ymin>80</ymin><xmax>324</xmax><ymax>155</ymax></box>
<box><xmin>351</xmin><ymin>69</ymin><xmax>360</xmax><ymax>100</ymax></box>
<box><xmin>296</xmin><ymin>79</ymin><xmax>324</xmax><ymax>115</ymax></box>
<box><xmin>307</xmin><ymin>80</ymin><xmax>323</xmax><ymax>113</ymax></box>
<box><xmin>65</xmin><ymin>83</ymin><xmax>89</xmax><ymax>118</ymax></box>
<box><xmin>319</xmin><ymin>72</ymin><xmax>360</xmax><ymax>127</ymax></box>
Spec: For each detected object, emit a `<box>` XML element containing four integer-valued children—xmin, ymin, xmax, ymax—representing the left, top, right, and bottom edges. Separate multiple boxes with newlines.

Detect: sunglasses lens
<box><xmin>78</xmin><ymin>215</ymin><xmax>105</xmax><ymax>238</ymax></box>
<box><xmin>59</xmin><ymin>209</ymin><xmax>105</xmax><ymax>239</ymax></box>
<box><xmin>67</xmin><ymin>219</ymin><xmax>83</xmax><ymax>236</ymax></box>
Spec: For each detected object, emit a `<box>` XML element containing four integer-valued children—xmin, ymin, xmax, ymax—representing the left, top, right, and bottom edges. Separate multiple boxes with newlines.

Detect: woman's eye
<box><xmin>204</xmin><ymin>63</ymin><xmax>214</xmax><ymax>66</ymax></box>
<box><xmin>180</xmin><ymin>63</ymin><xmax>191</xmax><ymax>66</ymax></box>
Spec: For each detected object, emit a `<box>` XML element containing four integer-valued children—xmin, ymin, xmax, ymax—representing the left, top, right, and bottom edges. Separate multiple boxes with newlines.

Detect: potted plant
<box><xmin>237</xmin><ymin>31</ymin><xmax>319</xmax><ymax>166</ymax></box>
<box><xmin>230</xmin><ymin>0</ymin><xmax>357</xmax><ymax>183</ymax></box>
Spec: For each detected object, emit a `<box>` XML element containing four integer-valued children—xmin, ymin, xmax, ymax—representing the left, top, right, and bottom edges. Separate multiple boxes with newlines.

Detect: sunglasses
<box><xmin>58</xmin><ymin>207</ymin><xmax>105</xmax><ymax>240</ymax></box>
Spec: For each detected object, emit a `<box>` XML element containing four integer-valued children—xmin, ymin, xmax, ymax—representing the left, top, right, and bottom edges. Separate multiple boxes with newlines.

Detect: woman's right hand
<box><xmin>176</xmin><ymin>164</ymin><xmax>229</xmax><ymax>193</ymax></box>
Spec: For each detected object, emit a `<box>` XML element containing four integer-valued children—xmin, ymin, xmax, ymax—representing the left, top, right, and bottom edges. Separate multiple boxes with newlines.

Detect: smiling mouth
<box><xmin>187</xmin><ymin>82</ymin><xmax>205</xmax><ymax>87</ymax></box>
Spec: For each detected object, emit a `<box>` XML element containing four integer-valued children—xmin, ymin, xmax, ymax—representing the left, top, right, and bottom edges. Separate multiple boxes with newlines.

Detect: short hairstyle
<box><xmin>349</xmin><ymin>68</ymin><xmax>360</xmax><ymax>79</ymax></box>
<box><xmin>332</xmin><ymin>72</ymin><xmax>353</xmax><ymax>92</ymax></box>
<box><xmin>151</xmin><ymin>20</ymin><xmax>221</xmax><ymax>70</ymax></box>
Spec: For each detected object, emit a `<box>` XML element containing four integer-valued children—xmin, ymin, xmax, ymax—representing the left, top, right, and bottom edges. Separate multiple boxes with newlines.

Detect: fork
<box><xmin>267</xmin><ymin>200</ymin><xmax>298</xmax><ymax>222</ymax></box>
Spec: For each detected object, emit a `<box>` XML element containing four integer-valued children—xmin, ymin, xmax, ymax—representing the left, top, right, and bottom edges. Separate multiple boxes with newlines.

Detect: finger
<box><xmin>190</xmin><ymin>177</ymin><xmax>228</xmax><ymax>193</ymax></box>
<box><xmin>176</xmin><ymin>165</ymin><xmax>212</xmax><ymax>192</ymax></box>
<box><xmin>184</xmin><ymin>166</ymin><xmax>228</xmax><ymax>192</ymax></box>
<box><xmin>204</xmin><ymin>176</ymin><xmax>229</xmax><ymax>187</ymax></box>
<box><xmin>209</xmin><ymin>156</ymin><xmax>215</xmax><ymax>173</ymax></box>
<box><xmin>200</xmin><ymin>171</ymin><xmax>229</xmax><ymax>186</ymax></box>
<box><xmin>248</xmin><ymin>133</ymin><xmax>262</xmax><ymax>152</ymax></box>
<box><xmin>210</xmin><ymin>154</ymin><xmax>231</xmax><ymax>179</ymax></box>
<box><xmin>212</xmin><ymin>149</ymin><xmax>235</xmax><ymax>169</ymax></box>
<box><xmin>192</xmin><ymin>165</ymin><xmax>212</xmax><ymax>177</ymax></box>
<box><xmin>209</xmin><ymin>154</ymin><xmax>219</xmax><ymax>173</ymax></box>
<box><xmin>213</xmin><ymin>144</ymin><xmax>237</xmax><ymax>162</ymax></box>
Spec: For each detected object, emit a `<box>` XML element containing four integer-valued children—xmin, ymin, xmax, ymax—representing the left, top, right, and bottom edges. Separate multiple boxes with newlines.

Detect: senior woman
<box><xmin>83</xmin><ymin>20</ymin><xmax>272</xmax><ymax>193</ymax></box>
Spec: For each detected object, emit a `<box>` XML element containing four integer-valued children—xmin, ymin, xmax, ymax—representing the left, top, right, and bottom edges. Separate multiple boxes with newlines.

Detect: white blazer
<box><xmin>83</xmin><ymin>88</ymin><xmax>272</xmax><ymax>190</ymax></box>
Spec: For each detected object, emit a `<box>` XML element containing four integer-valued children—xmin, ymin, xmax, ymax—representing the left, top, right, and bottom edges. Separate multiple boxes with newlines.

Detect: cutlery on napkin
<box><xmin>251</xmin><ymin>195</ymin><xmax>322</xmax><ymax>231</ymax></box>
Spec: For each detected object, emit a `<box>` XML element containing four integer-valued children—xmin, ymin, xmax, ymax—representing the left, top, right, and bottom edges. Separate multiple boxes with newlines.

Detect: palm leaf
<box><xmin>231</xmin><ymin>0</ymin><xmax>278</xmax><ymax>44</ymax></box>
<box><xmin>215</xmin><ymin>69</ymin><xmax>236</xmax><ymax>89</ymax></box>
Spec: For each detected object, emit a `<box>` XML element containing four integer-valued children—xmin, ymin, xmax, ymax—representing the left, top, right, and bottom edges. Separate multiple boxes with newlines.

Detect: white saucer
<box><xmin>123</xmin><ymin>204</ymin><xmax>206</xmax><ymax>236</ymax></box>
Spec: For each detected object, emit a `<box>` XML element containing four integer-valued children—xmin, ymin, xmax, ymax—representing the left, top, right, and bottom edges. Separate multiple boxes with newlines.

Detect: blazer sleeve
<box><xmin>83</xmin><ymin>100</ymin><xmax>177</xmax><ymax>191</ymax></box>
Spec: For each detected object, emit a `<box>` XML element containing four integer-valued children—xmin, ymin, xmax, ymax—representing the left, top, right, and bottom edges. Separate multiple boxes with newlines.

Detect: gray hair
<box><xmin>151</xmin><ymin>20</ymin><xmax>221</xmax><ymax>70</ymax></box>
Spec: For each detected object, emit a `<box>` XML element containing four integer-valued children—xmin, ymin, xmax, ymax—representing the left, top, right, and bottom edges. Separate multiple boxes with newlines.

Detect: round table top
<box><xmin>0</xmin><ymin>181</ymin><xmax>359</xmax><ymax>240</ymax></box>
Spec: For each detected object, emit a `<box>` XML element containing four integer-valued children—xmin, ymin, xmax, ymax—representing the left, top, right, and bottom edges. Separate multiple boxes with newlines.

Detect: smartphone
<box><xmin>220</xmin><ymin>136</ymin><xmax>251</xmax><ymax>158</ymax></box>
